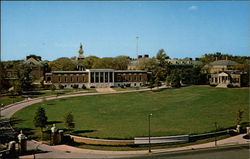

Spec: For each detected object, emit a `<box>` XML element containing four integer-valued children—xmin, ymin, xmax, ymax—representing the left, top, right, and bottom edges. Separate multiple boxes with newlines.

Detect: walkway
<box><xmin>19</xmin><ymin>134</ymin><xmax>249</xmax><ymax>158</ymax></box>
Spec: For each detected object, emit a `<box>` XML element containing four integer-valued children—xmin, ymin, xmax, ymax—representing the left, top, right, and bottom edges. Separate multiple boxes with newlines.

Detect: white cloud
<box><xmin>188</xmin><ymin>5</ymin><xmax>198</xmax><ymax>11</ymax></box>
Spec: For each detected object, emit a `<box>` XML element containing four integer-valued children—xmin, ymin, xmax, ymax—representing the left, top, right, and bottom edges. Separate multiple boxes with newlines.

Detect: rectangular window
<box><xmin>95</xmin><ymin>72</ymin><xmax>99</xmax><ymax>83</ymax></box>
<box><xmin>91</xmin><ymin>72</ymin><xmax>94</xmax><ymax>83</ymax></box>
<box><xmin>59</xmin><ymin>77</ymin><xmax>61</xmax><ymax>82</ymax></box>
<box><xmin>76</xmin><ymin>77</ymin><xmax>78</xmax><ymax>82</ymax></box>
<box><xmin>71</xmin><ymin>76</ymin><xmax>73</xmax><ymax>82</ymax></box>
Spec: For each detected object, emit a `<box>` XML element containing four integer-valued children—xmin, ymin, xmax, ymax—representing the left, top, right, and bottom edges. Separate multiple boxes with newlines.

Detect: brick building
<box><xmin>44</xmin><ymin>69</ymin><xmax>149</xmax><ymax>88</ymax></box>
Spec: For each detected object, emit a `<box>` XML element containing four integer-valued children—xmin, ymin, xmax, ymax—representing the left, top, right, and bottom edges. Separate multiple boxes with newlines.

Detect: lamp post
<box><xmin>214</xmin><ymin>122</ymin><xmax>218</xmax><ymax>147</ymax></box>
<box><xmin>148</xmin><ymin>113</ymin><xmax>152</xmax><ymax>153</ymax></box>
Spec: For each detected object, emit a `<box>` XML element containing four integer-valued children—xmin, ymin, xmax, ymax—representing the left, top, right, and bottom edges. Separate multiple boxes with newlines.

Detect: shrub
<box><xmin>50</xmin><ymin>85</ymin><xmax>56</xmax><ymax>91</ymax></box>
<box><xmin>59</xmin><ymin>84</ymin><xmax>64</xmax><ymax>89</ymax></box>
<box><xmin>90</xmin><ymin>86</ymin><xmax>96</xmax><ymax>88</ymax></box>
<box><xmin>81</xmin><ymin>84</ymin><xmax>86</xmax><ymax>89</ymax></box>
<box><xmin>72</xmin><ymin>84</ymin><xmax>78</xmax><ymax>89</ymax></box>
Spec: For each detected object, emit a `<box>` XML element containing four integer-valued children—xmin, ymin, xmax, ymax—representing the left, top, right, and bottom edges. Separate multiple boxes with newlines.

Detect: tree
<box><xmin>236</xmin><ymin>109</ymin><xmax>244</xmax><ymax>125</ymax></box>
<box><xmin>156</xmin><ymin>49</ymin><xmax>169</xmax><ymax>67</ymax></box>
<box><xmin>166</xmin><ymin>70</ymin><xmax>181</xmax><ymax>88</ymax></box>
<box><xmin>0</xmin><ymin>62</ymin><xmax>9</xmax><ymax>93</ymax></box>
<box><xmin>81</xmin><ymin>56</ymin><xmax>100</xmax><ymax>69</ymax></box>
<box><xmin>64</xmin><ymin>112</ymin><xmax>75</xmax><ymax>130</ymax></box>
<box><xmin>33</xmin><ymin>106</ymin><xmax>48</xmax><ymax>139</ymax></box>
<box><xmin>49</xmin><ymin>57</ymin><xmax>76</xmax><ymax>71</ymax></box>
<box><xmin>14</xmin><ymin>63</ymin><xmax>34</xmax><ymax>92</ymax></box>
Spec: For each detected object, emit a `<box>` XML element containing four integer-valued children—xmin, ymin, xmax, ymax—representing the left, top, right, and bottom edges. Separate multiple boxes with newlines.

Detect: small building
<box><xmin>44</xmin><ymin>69</ymin><xmax>149</xmax><ymax>88</ymax></box>
<box><xmin>208</xmin><ymin>60</ymin><xmax>244</xmax><ymax>87</ymax></box>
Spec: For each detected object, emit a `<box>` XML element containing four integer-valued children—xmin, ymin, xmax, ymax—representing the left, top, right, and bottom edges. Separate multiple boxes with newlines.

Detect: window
<box><xmin>91</xmin><ymin>72</ymin><xmax>94</xmax><ymax>83</ymax></box>
<box><xmin>59</xmin><ymin>77</ymin><xmax>61</xmax><ymax>82</ymax></box>
<box><xmin>47</xmin><ymin>77</ymin><xmax>51</xmax><ymax>81</ymax></box>
<box><xmin>76</xmin><ymin>77</ymin><xmax>78</xmax><ymax>82</ymax></box>
<box><xmin>95</xmin><ymin>72</ymin><xmax>99</xmax><ymax>83</ymax></box>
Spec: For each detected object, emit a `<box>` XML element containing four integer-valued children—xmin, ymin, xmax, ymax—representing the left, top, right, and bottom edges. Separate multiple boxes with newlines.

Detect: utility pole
<box><xmin>136</xmin><ymin>36</ymin><xmax>139</xmax><ymax>58</ymax></box>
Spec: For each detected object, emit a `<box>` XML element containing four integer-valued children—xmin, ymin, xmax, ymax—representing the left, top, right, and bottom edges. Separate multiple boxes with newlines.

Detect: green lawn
<box><xmin>0</xmin><ymin>88</ymin><xmax>96</xmax><ymax>107</ymax></box>
<box><xmin>12</xmin><ymin>86</ymin><xmax>249</xmax><ymax>139</ymax></box>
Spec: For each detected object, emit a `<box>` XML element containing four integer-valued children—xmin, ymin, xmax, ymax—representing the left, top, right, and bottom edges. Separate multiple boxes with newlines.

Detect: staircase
<box><xmin>216</xmin><ymin>83</ymin><xmax>228</xmax><ymax>88</ymax></box>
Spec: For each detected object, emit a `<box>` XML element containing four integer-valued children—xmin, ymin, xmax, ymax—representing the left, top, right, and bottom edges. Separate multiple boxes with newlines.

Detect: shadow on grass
<box><xmin>72</xmin><ymin>130</ymin><xmax>96</xmax><ymax>134</ymax></box>
<box><xmin>47</xmin><ymin>121</ymin><xmax>62</xmax><ymax>125</ymax></box>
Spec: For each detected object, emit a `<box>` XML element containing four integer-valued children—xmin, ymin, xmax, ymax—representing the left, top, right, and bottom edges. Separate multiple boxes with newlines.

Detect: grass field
<box><xmin>12</xmin><ymin>86</ymin><xmax>249</xmax><ymax>139</ymax></box>
<box><xmin>0</xmin><ymin>88</ymin><xmax>96</xmax><ymax>107</ymax></box>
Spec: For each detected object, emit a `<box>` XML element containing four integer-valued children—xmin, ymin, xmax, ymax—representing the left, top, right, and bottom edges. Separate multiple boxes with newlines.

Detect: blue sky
<box><xmin>1</xmin><ymin>1</ymin><xmax>249</xmax><ymax>61</ymax></box>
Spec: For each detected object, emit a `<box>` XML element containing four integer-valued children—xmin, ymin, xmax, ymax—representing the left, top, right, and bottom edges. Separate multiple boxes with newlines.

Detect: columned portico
<box><xmin>86</xmin><ymin>69</ymin><xmax>115</xmax><ymax>88</ymax></box>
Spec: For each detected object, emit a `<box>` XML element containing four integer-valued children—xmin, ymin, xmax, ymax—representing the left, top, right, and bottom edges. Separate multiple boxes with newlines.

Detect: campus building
<box><xmin>44</xmin><ymin>69</ymin><xmax>149</xmax><ymax>88</ymax></box>
<box><xmin>207</xmin><ymin>59</ymin><xmax>245</xmax><ymax>87</ymax></box>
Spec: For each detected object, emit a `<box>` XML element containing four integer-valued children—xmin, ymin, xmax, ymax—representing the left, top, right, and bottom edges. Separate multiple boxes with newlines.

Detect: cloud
<box><xmin>188</xmin><ymin>5</ymin><xmax>198</xmax><ymax>11</ymax></box>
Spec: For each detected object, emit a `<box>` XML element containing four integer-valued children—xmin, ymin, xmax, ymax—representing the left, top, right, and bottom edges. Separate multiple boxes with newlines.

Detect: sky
<box><xmin>1</xmin><ymin>1</ymin><xmax>250</xmax><ymax>61</ymax></box>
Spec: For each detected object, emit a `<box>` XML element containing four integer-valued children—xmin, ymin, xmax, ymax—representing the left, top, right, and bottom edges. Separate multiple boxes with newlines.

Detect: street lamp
<box><xmin>214</xmin><ymin>122</ymin><xmax>218</xmax><ymax>147</ymax></box>
<box><xmin>148</xmin><ymin>113</ymin><xmax>153</xmax><ymax>153</ymax></box>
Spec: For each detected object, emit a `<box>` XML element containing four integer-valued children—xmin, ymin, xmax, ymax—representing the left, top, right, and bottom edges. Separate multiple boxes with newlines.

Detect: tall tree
<box><xmin>15</xmin><ymin>63</ymin><xmax>34</xmax><ymax>91</ymax></box>
<box><xmin>64</xmin><ymin>112</ymin><xmax>75</xmax><ymax>130</ymax></box>
<box><xmin>33</xmin><ymin>106</ymin><xmax>48</xmax><ymax>138</ymax></box>
<box><xmin>49</xmin><ymin>57</ymin><xmax>76</xmax><ymax>71</ymax></box>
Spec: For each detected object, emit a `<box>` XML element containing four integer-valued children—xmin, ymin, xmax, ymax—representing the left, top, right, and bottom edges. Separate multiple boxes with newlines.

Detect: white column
<box><xmin>99</xmin><ymin>72</ymin><xmax>100</xmax><ymax>83</ymax></box>
<box><xmin>103</xmin><ymin>72</ymin><xmax>105</xmax><ymax>83</ymax></box>
<box><xmin>113</xmin><ymin>72</ymin><xmax>115</xmax><ymax>83</ymax></box>
<box><xmin>108</xmin><ymin>72</ymin><xmax>110</xmax><ymax>83</ymax></box>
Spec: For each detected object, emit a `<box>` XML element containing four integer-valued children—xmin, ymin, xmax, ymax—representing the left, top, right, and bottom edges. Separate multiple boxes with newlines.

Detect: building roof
<box><xmin>209</xmin><ymin>60</ymin><xmax>239</xmax><ymax>66</ymax></box>
<box><xmin>52</xmin><ymin>71</ymin><xmax>88</xmax><ymax>74</ymax></box>
<box><xmin>115</xmin><ymin>70</ymin><xmax>147</xmax><ymax>73</ymax></box>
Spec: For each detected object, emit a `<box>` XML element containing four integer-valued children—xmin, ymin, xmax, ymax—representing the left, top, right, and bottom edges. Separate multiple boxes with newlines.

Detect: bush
<box><xmin>81</xmin><ymin>84</ymin><xmax>86</xmax><ymax>89</ymax></box>
<box><xmin>59</xmin><ymin>84</ymin><xmax>64</xmax><ymax>89</ymax></box>
<box><xmin>120</xmin><ymin>85</ymin><xmax>125</xmax><ymax>88</ymax></box>
<box><xmin>72</xmin><ymin>84</ymin><xmax>78</xmax><ymax>89</ymax></box>
<box><xmin>50</xmin><ymin>85</ymin><xmax>56</xmax><ymax>91</ymax></box>
<box><xmin>90</xmin><ymin>86</ymin><xmax>96</xmax><ymax>88</ymax></box>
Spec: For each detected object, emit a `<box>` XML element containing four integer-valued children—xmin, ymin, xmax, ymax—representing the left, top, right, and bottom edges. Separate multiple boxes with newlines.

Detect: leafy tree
<box><xmin>156</xmin><ymin>49</ymin><xmax>169</xmax><ymax>67</ymax></box>
<box><xmin>0</xmin><ymin>62</ymin><xmax>9</xmax><ymax>93</ymax></box>
<box><xmin>49</xmin><ymin>57</ymin><xmax>76</xmax><ymax>71</ymax></box>
<box><xmin>33</xmin><ymin>106</ymin><xmax>48</xmax><ymax>138</ymax></box>
<box><xmin>236</xmin><ymin>109</ymin><xmax>244</xmax><ymax>125</ymax></box>
<box><xmin>64</xmin><ymin>112</ymin><xmax>75</xmax><ymax>130</ymax></box>
<box><xmin>81</xmin><ymin>56</ymin><xmax>100</xmax><ymax>69</ymax></box>
<box><xmin>166</xmin><ymin>70</ymin><xmax>181</xmax><ymax>88</ymax></box>
<box><xmin>15</xmin><ymin>63</ymin><xmax>34</xmax><ymax>92</ymax></box>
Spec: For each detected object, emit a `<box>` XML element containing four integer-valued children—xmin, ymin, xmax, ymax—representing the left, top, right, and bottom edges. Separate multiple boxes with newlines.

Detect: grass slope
<box><xmin>12</xmin><ymin>86</ymin><xmax>249</xmax><ymax>139</ymax></box>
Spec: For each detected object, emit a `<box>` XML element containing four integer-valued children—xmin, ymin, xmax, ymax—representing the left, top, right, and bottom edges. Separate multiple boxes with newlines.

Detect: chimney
<box><xmin>138</xmin><ymin>55</ymin><xmax>142</xmax><ymax>59</ymax></box>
